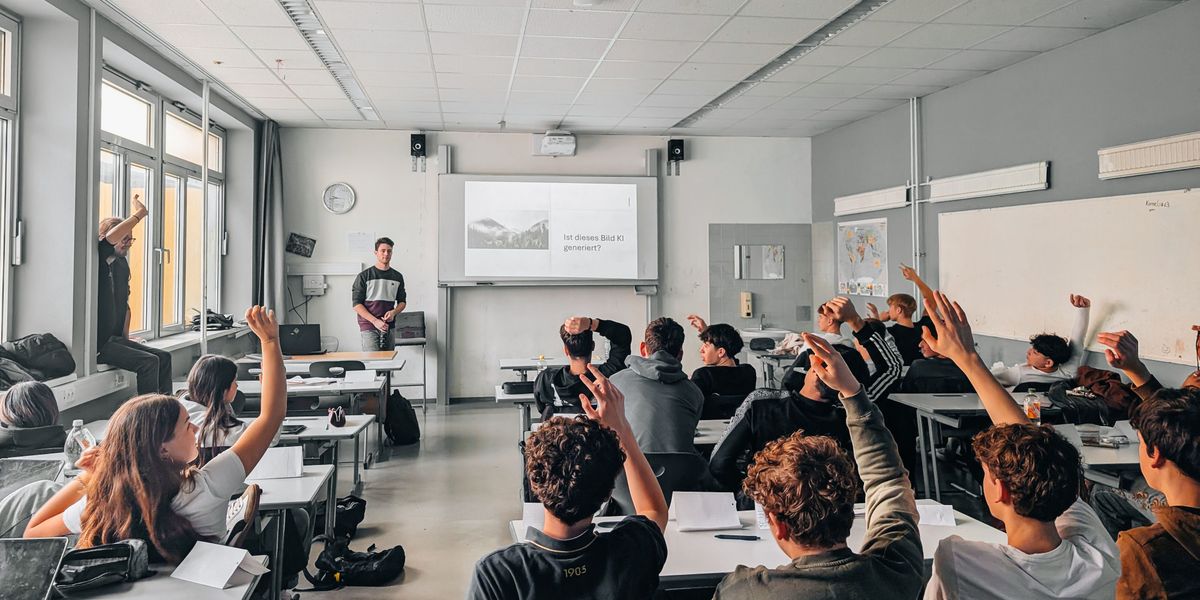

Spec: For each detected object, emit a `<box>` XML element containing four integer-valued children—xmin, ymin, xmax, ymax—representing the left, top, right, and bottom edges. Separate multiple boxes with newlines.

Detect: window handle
<box><xmin>154</xmin><ymin>248</ymin><xmax>172</xmax><ymax>265</ymax></box>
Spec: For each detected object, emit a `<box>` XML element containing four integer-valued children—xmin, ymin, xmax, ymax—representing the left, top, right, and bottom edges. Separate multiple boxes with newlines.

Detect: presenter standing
<box><xmin>352</xmin><ymin>237</ymin><xmax>406</xmax><ymax>351</ymax></box>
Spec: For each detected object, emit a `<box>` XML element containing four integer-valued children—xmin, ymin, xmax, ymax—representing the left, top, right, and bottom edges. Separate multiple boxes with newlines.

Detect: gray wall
<box><xmin>811</xmin><ymin>0</ymin><xmax>1200</xmax><ymax>384</ymax></box>
<box><xmin>709</xmin><ymin>223</ymin><xmax>813</xmax><ymax>336</ymax></box>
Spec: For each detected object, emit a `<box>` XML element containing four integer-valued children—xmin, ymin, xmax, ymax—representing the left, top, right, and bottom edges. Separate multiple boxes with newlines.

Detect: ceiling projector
<box><xmin>535</xmin><ymin>129</ymin><xmax>576</xmax><ymax>157</ymax></box>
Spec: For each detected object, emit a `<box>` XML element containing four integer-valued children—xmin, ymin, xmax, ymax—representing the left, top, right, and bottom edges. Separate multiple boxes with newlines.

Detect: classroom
<box><xmin>0</xmin><ymin>0</ymin><xmax>1198</xmax><ymax>598</ymax></box>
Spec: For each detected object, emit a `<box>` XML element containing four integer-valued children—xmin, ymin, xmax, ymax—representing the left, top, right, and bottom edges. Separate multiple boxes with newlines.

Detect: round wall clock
<box><xmin>323</xmin><ymin>182</ymin><xmax>356</xmax><ymax>214</ymax></box>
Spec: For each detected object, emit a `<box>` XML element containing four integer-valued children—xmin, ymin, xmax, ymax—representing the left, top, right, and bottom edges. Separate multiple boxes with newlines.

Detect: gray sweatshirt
<box><xmin>712</xmin><ymin>386</ymin><xmax>924</xmax><ymax>600</ymax></box>
<box><xmin>610</xmin><ymin>351</ymin><xmax>704</xmax><ymax>455</ymax></box>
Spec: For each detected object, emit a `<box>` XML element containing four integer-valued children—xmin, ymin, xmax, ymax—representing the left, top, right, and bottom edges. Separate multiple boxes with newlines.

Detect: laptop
<box><xmin>0</xmin><ymin>458</ymin><xmax>65</xmax><ymax>501</ymax></box>
<box><xmin>280</xmin><ymin>324</ymin><xmax>326</xmax><ymax>356</ymax></box>
<box><xmin>0</xmin><ymin>538</ymin><xmax>69</xmax><ymax>600</ymax></box>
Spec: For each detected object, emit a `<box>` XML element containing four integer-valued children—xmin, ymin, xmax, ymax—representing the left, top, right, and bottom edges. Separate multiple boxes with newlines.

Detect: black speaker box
<box><xmin>410</xmin><ymin>133</ymin><xmax>426</xmax><ymax>157</ymax></box>
<box><xmin>667</xmin><ymin>138</ymin><xmax>685</xmax><ymax>161</ymax></box>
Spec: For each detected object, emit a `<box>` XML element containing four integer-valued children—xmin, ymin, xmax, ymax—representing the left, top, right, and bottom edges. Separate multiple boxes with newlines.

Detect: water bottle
<box><xmin>63</xmin><ymin>420</ymin><xmax>97</xmax><ymax>474</ymax></box>
<box><xmin>1023</xmin><ymin>391</ymin><xmax>1042</xmax><ymax>425</ymax></box>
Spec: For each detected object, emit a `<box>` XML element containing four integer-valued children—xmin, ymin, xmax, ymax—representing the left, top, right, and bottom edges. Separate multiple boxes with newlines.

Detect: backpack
<box><xmin>1</xmin><ymin>333</ymin><xmax>75</xmax><ymax>379</ymax></box>
<box><xmin>0</xmin><ymin>357</ymin><xmax>36</xmax><ymax>391</ymax></box>
<box><xmin>314</xmin><ymin>495</ymin><xmax>368</xmax><ymax>539</ymax></box>
<box><xmin>300</xmin><ymin>536</ymin><xmax>405</xmax><ymax>591</ymax></box>
<box><xmin>384</xmin><ymin>391</ymin><xmax>420</xmax><ymax>446</ymax></box>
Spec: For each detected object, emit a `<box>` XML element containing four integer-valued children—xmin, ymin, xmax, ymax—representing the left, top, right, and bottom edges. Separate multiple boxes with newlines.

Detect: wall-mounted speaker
<box><xmin>667</xmin><ymin>138</ymin><xmax>684</xmax><ymax>162</ymax></box>
<box><xmin>411</xmin><ymin>133</ymin><xmax>426</xmax><ymax>157</ymax></box>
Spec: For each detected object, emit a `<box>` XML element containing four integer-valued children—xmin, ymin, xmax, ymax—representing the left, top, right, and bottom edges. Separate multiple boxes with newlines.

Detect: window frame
<box><xmin>0</xmin><ymin>11</ymin><xmax>19</xmax><ymax>343</ymax></box>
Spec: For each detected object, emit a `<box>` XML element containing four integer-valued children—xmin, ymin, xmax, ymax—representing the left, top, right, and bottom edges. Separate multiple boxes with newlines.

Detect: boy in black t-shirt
<box><xmin>866</xmin><ymin>292</ymin><xmax>929</xmax><ymax>365</ymax></box>
<box><xmin>469</xmin><ymin>366</ymin><xmax>668</xmax><ymax>600</ymax></box>
<box><xmin>686</xmin><ymin>315</ymin><xmax>757</xmax><ymax>419</ymax></box>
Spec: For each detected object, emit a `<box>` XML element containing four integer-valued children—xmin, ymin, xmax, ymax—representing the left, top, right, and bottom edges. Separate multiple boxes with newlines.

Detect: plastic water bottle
<box><xmin>63</xmin><ymin>420</ymin><xmax>97</xmax><ymax>474</ymax></box>
<box><xmin>1023</xmin><ymin>391</ymin><xmax>1043</xmax><ymax>425</ymax></box>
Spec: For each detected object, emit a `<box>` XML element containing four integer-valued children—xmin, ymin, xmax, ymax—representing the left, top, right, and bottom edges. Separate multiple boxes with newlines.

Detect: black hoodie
<box><xmin>533</xmin><ymin>319</ymin><xmax>632</xmax><ymax>418</ymax></box>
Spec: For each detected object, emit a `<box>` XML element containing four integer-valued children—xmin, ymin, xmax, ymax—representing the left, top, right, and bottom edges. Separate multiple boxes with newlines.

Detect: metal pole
<box><xmin>200</xmin><ymin>80</ymin><xmax>210</xmax><ymax>354</ymax></box>
<box><xmin>909</xmin><ymin>97</ymin><xmax>923</xmax><ymax>295</ymax></box>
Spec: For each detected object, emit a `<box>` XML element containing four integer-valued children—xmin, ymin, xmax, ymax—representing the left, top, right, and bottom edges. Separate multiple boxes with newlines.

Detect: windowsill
<box><xmin>140</xmin><ymin>326</ymin><xmax>250</xmax><ymax>353</ymax></box>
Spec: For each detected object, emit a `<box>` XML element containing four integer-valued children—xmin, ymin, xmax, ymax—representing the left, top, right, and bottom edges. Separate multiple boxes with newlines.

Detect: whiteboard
<box><xmin>938</xmin><ymin>189</ymin><xmax>1199</xmax><ymax>365</ymax></box>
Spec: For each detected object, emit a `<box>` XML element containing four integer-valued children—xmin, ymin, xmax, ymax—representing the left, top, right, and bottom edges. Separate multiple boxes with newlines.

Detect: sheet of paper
<box><xmin>347</xmin><ymin>231</ymin><xmax>375</xmax><ymax>253</ymax></box>
<box><xmin>521</xmin><ymin>502</ymin><xmax>544</xmax><ymax>532</ymax></box>
<box><xmin>245</xmin><ymin>446</ymin><xmax>303</xmax><ymax>480</ymax></box>
<box><xmin>343</xmin><ymin>369</ymin><xmax>377</xmax><ymax>384</ymax></box>
<box><xmin>754</xmin><ymin>502</ymin><xmax>769</xmax><ymax>529</ymax></box>
<box><xmin>672</xmin><ymin>492</ymin><xmax>742</xmax><ymax>532</ymax></box>
<box><xmin>238</xmin><ymin>553</ymin><xmax>270</xmax><ymax>575</ymax></box>
<box><xmin>917</xmin><ymin>503</ymin><xmax>957</xmax><ymax>527</ymax></box>
<box><xmin>1112</xmin><ymin>420</ymin><xmax>1137</xmax><ymax>441</ymax></box>
<box><xmin>171</xmin><ymin>542</ymin><xmax>257</xmax><ymax>589</ymax></box>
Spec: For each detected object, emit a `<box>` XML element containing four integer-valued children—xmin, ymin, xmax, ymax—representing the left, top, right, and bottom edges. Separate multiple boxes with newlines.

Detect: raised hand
<box><xmin>921</xmin><ymin>291</ymin><xmax>977</xmax><ymax>365</ymax></box>
<box><xmin>826</xmin><ymin>297</ymin><xmax>860</xmax><ymax>323</ymax></box>
<box><xmin>131</xmin><ymin>194</ymin><xmax>147</xmax><ymax>218</ymax></box>
<box><xmin>1097</xmin><ymin>330</ymin><xmax>1142</xmax><ymax>371</ymax></box>
<box><xmin>578</xmin><ymin>364</ymin><xmax>631</xmax><ymax>435</ymax></box>
<box><xmin>802</xmin><ymin>333</ymin><xmax>862</xmax><ymax>396</ymax></box>
<box><xmin>563</xmin><ymin>316</ymin><xmax>592</xmax><ymax>335</ymax></box>
<box><xmin>244</xmin><ymin>306</ymin><xmax>279</xmax><ymax>343</ymax></box>
<box><xmin>1070</xmin><ymin>294</ymin><xmax>1091</xmax><ymax>309</ymax></box>
<box><xmin>866</xmin><ymin>302</ymin><xmax>883</xmax><ymax>321</ymax></box>
<box><xmin>686</xmin><ymin>314</ymin><xmax>708</xmax><ymax>333</ymax></box>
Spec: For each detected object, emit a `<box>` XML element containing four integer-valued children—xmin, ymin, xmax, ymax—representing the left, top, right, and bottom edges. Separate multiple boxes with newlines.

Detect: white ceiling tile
<box><xmin>437</xmin><ymin>88</ymin><xmax>508</xmax><ymax>101</ymax></box>
<box><xmin>935</xmin><ymin>0</ymin><xmax>1072</xmax><ymax>26</ymax></box>
<box><xmin>521</xmin><ymin>36</ymin><xmax>612</xmax><ymax>59</ymax></box>
<box><xmin>370</xmin><ymin>101</ymin><xmax>442</xmax><ymax>113</ymax></box>
<box><xmin>365</xmin><ymin>86</ymin><xmax>440</xmax><ymax>101</ymax></box>
<box><xmin>809</xmin><ymin>108</ymin><xmax>877</xmax><ymax>120</ymax></box>
<box><xmin>336</xmin><ymin>30</ymin><xmax>430</xmax><ymax>54</ymax></box>
<box><xmin>248</xmin><ymin>97</ymin><xmax>310</xmax><ymax>110</ymax></box>
<box><xmin>442</xmin><ymin>101</ymin><xmax>506</xmax><ymax>113</ymax></box>
<box><xmin>516</xmin><ymin>57</ymin><xmax>598</xmax><ymax>78</ymax></box>
<box><xmin>827</xmin><ymin>20</ymin><xmax>921</xmax><ymax>46</ymax></box>
<box><xmin>688</xmin><ymin>42</ymin><xmax>788</xmax><ymax>64</ymax></box>
<box><xmin>114</xmin><ymin>0</ymin><xmax>219</xmax><ymax>25</ymax></box>
<box><xmin>428</xmin><ymin>0</ymin><xmax>527</xmax><ymax>7</ymax></box>
<box><xmin>525</xmin><ymin>9</ymin><xmax>627</xmax><ymax>38</ymax></box>
<box><xmin>377</xmin><ymin>110</ymin><xmax>443</xmax><ymax>122</ymax></box>
<box><xmin>304</xmin><ymin>98</ymin><xmax>357</xmax><ymax>111</ymax></box>
<box><xmin>972</xmin><ymin>26</ymin><xmax>1098</xmax><ymax>52</ymax></box>
<box><xmin>433</xmin><ymin>55</ymin><xmax>515</xmax><ymax>75</ymax></box>
<box><xmin>344</xmin><ymin>52</ymin><xmax>431</xmax><ymax>73</ymax></box>
<box><xmin>230</xmin><ymin>26</ymin><xmax>309</xmax><ymax>51</ymax></box>
<box><xmin>1027</xmin><ymin>0</ymin><xmax>1180</xmax><ymax>29</ymax></box>
<box><xmin>713</xmin><ymin>17</ymin><xmax>825</xmax><ymax>44</ymax></box>
<box><xmin>181</xmin><ymin>47</ymin><xmax>263</xmax><ymax>69</ymax></box>
<box><xmin>313</xmin><ymin>1</ymin><xmax>424</xmax><ymax>31</ymax></box>
<box><xmin>228</xmin><ymin>83</ymin><xmax>295</xmax><ymax>98</ymax></box>
<box><xmin>637</xmin><ymin>0</ymin><xmax>743</xmax><ymax>15</ymax></box>
<box><xmin>558</xmin><ymin>117</ymin><xmax>623</xmax><ymax>129</ymax></box>
<box><xmin>889</xmin><ymin>68</ymin><xmax>984</xmax><ymax>87</ymax></box>
<box><xmin>795</xmin><ymin>45</ymin><xmax>874</xmax><ymax>66</ymax></box>
<box><xmin>925</xmin><ymin>48</ymin><xmax>1037</xmax><ymax>70</ymax></box>
<box><xmin>534</xmin><ymin>0</ymin><xmax>636</xmax><ymax>9</ymax></box>
<box><xmin>583</xmin><ymin>78</ymin><xmax>662</xmax><ymax>94</ymax></box>
<box><xmin>573</xmin><ymin>91</ymin><xmax>648</xmax><ymax>105</ymax></box>
<box><xmin>593</xmin><ymin>60</ymin><xmax>679</xmax><ymax>79</ymax></box>
<box><xmin>285</xmin><ymin>84</ymin><xmax>347</xmax><ymax>99</ymax></box>
<box><xmin>202</xmin><ymin>0</ymin><xmax>292</xmax><ymax>27</ymax></box>
<box><xmin>859</xmin><ymin>83</ymin><xmax>945</xmax><ymax>98</ymax></box>
<box><xmin>155</xmin><ymin>24</ymin><xmax>245</xmax><ymax>48</ymax></box>
<box><xmin>829</xmin><ymin>97</ymin><xmax>907</xmax><ymax>111</ymax></box>
<box><xmin>768</xmin><ymin>64</ymin><xmax>838</xmax><ymax>82</ymax></box>
<box><xmin>639</xmin><ymin>93</ymin><xmax>711</xmax><ymax>108</ymax></box>
<box><xmin>850</xmin><ymin>46</ymin><xmax>957</xmax><ymax>68</ymax></box>
<box><xmin>444</xmin><ymin>113</ymin><xmax>504</xmax><ymax>123</ymax></box>
<box><xmin>504</xmin><ymin>105</ymin><xmax>570</xmax><ymax>118</ymax></box>
<box><xmin>314</xmin><ymin>110</ymin><xmax>364</xmax><ymax>120</ymax></box>
<box><xmin>428</xmin><ymin>33</ymin><xmax>519</xmax><ymax>56</ymax></box>
<box><xmin>208</xmin><ymin>67</ymin><xmax>280</xmax><ymax>85</ymax></box>
<box><xmin>717</xmin><ymin>94</ymin><xmax>776</xmax><ymax>109</ymax></box>
<box><xmin>567</xmin><ymin>104</ymin><xmax>634</xmax><ymax>117</ymax></box>
<box><xmin>357</xmin><ymin>70</ymin><xmax>438</xmax><ymax>87</ymax></box>
<box><xmin>888</xmin><ymin>23</ymin><xmax>1012</xmax><ymax>48</ymax></box>
<box><xmin>673</xmin><ymin>62</ymin><xmax>758</xmax><ymax>81</ymax></box>
<box><xmin>511</xmin><ymin>76</ymin><xmax>587</xmax><ymax>93</ymax></box>
<box><xmin>617</xmin><ymin>116</ymin><xmax>678</xmax><ymax>127</ymax></box>
<box><xmin>739</xmin><ymin>81</ymin><xmax>807</xmax><ymax>96</ymax></box>
<box><xmin>655</xmin><ymin>79</ymin><xmax>732</xmax><ymax>95</ymax></box>
<box><xmin>699</xmin><ymin>107</ymin><xmax>757</xmax><ymax>119</ymax></box>
<box><xmin>424</xmin><ymin>4</ymin><xmax>524</xmax><ymax>35</ymax></box>
<box><xmin>818</xmin><ymin>66</ymin><xmax>914</xmax><ymax>84</ymax></box>
<box><xmin>262</xmin><ymin>107</ymin><xmax>318</xmax><ymax>119</ymax></box>
<box><xmin>769</xmin><ymin>95</ymin><xmax>844</xmax><ymax>110</ymax></box>
<box><xmin>868</xmin><ymin>0</ymin><xmax>970</xmax><ymax>23</ymax></box>
<box><xmin>627</xmin><ymin>105</ymin><xmax>692</xmax><ymax>118</ymax></box>
<box><xmin>606</xmin><ymin>39</ymin><xmax>702</xmax><ymax>61</ymax></box>
<box><xmin>620</xmin><ymin>13</ymin><xmax>726</xmax><ymax>41</ymax></box>
<box><xmin>251</xmin><ymin>49</ymin><xmax>324</xmax><ymax>70</ymax></box>
<box><xmin>436</xmin><ymin>73</ymin><xmax>513</xmax><ymax>89</ymax></box>
<box><xmin>793</xmin><ymin>82</ymin><xmax>876</xmax><ymax>97</ymax></box>
<box><xmin>508</xmin><ymin>90</ymin><xmax>579</xmax><ymax>104</ymax></box>
<box><xmin>275</xmin><ymin>68</ymin><xmax>338</xmax><ymax>86</ymax></box>
<box><xmin>740</xmin><ymin>0</ymin><xmax>857</xmax><ymax>19</ymax></box>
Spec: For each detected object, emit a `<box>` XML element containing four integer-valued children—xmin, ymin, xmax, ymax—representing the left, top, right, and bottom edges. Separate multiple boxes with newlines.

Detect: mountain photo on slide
<box><xmin>467</xmin><ymin>214</ymin><xmax>550</xmax><ymax>250</ymax></box>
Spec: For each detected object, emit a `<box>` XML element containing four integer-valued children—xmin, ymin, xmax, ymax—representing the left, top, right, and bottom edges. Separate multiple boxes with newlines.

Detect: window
<box><xmin>0</xmin><ymin>13</ymin><xmax>17</xmax><ymax>342</ymax></box>
<box><xmin>98</xmin><ymin>72</ymin><xmax>225</xmax><ymax>340</ymax></box>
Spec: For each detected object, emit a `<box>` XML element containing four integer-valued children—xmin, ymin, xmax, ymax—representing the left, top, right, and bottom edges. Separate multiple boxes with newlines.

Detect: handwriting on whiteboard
<box><xmin>1146</xmin><ymin>199</ymin><xmax>1171</xmax><ymax>210</ymax></box>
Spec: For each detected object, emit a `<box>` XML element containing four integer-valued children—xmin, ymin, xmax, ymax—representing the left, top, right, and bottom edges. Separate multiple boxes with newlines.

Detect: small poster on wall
<box><xmin>837</xmin><ymin>218</ymin><xmax>887</xmax><ymax>297</ymax></box>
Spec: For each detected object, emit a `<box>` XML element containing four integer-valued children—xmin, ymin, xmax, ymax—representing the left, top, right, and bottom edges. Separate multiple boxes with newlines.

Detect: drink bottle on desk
<box><xmin>63</xmin><ymin>420</ymin><xmax>97</xmax><ymax>475</ymax></box>
<box><xmin>1023</xmin><ymin>392</ymin><xmax>1042</xmax><ymax>425</ymax></box>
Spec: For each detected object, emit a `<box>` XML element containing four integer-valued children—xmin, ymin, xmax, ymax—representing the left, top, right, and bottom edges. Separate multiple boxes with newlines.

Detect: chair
<box><xmin>236</xmin><ymin>361</ymin><xmax>261</xmax><ymax>381</ymax></box>
<box><xmin>1013</xmin><ymin>381</ymin><xmax>1053</xmax><ymax>393</ymax></box>
<box><xmin>609</xmin><ymin>452</ymin><xmax>712</xmax><ymax>516</ymax></box>
<box><xmin>308</xmin><ymin>361</ymin><xmax>365</xmax><ymax>378</ymax></box>
<box><xmin>223</xmin><ymin>484</ymin><xmax>261</xmax><ymax>549</ymax></box>
<box><xmin>702</xmin><ymin>393</ymin><xmax>748</xmax><ymax>420</ymax></box>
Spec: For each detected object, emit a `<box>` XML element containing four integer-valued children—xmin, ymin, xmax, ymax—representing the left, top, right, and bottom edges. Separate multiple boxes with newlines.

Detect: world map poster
<box><xmin>837</xmin><ymin>218</ymin><xmax>888</xmax><ymax>297</ymax></box>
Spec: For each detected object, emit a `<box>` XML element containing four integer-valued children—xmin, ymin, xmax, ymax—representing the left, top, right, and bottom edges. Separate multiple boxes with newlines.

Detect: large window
<box><xmin>0</xmin><ymin>13</ymin><xmax>18</xmax><ymax>341</ymax></box>
<box><xmin>98</xmin><ymin>75</ymin><xmax>224</xmax><ymax>340</ymax></box>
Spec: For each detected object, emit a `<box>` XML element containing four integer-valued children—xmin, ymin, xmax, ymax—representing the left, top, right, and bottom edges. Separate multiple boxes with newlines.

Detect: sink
<box><xmin>737</xmin><ymin>327</ymin><xmax>794</xmax><ymax>342</ymax></box>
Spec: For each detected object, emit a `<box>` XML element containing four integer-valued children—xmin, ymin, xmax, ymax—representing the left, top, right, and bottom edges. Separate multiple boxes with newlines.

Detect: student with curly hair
<box><xmin>989</xmin><ymin>294</ymin><xmax>1092</xmax><ymax>388</ymax></box>
<box><xmin>713</xmin><ymin>333</ymin><xmax>923</xmax><ymax>599</ymax></box>
<box><xmin>685</xmin><ymin>314</ymin><xmax>757</xmax><ymax>401</ymax></box>
<box><xmin>919</xmin><ymin>291</ymin><xmax>1118</xmax><ymax>600</ymax></box>
<box><xmin>469</xmin><ymin>366</ymin><xmax>668</xmax><ymax>599</ymax></box>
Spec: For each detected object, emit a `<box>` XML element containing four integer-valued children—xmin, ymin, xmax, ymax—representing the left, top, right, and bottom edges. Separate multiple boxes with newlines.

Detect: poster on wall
<box><xmin>837</xmin><ymin>218</ymin><xmax>888</xmax><ymax>297</ymax></box>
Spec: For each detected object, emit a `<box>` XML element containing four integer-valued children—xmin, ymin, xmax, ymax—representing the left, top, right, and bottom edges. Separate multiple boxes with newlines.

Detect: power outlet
<box><xmin>113</xmin><ymin>372</ymin><xmax>126</xmax><ymax>389</ymax></box>
<box><xmin>59</xmin><ymin>385</ymin><xmax>76</xmax><ymax>405</ymax></box>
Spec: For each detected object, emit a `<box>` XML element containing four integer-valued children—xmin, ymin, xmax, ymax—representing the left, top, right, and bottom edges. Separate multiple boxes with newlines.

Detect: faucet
<box><xmin>759</xmin><ymin>314</ymin><xmax>767</xmax><ymax>329</ymax></box>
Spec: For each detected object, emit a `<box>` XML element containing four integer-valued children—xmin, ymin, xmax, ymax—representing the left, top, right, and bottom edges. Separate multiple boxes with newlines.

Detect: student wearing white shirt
<box><xmin>989</xmin><ymin>294</ymin><xmax>1092</xmax><ymax>387</ymax></box>
<box><xmin>920</xmin><ymin>291</ymin><xmax>1119</xmax><ymax>600</ymax></box>
<box><xmin>25</xmin><ymin>307</ymin><xmax>286</xmax><ymax>564</ymax></box>
<box><xmin>180</xmin><ymin>355</ymin><xmax>281</xmax><ymax>453</ymax></box>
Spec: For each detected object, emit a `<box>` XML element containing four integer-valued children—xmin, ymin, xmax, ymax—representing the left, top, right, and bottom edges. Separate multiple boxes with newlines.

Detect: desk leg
<box><xmin>269</xmin><ymin>509</ymin><xmax>285</xmax><ymax>600</ymax></box>
<box><xmin>325</xmin><ymin>471</ymin><xmax>337</xmax><ymax>538</ymax></box>
<box><xmin>926</xmin><ymin>416</ymin><xmax>942</xmax><ymax>503</ymax></box>
<box><xmin>764</xmin><ymin>364</ymin><xmax>775</xmax><ymax>389</ymax></box>
<box><xmin>519</xmin><ymin>403</ymin><xmax>531</xmax><ymax>443</ymax></box>
<box><xmin>352</xmin><ymin>434</ymin><xmax>363</xmax><ymax>495</ymax></box>
<box><xmin>916</xmin><ymin>412</ymin><xmax>930</xmax><ymax>499</ymax></box>
<box><xmin>330</xmin><ymin>440</ymin><xmax>341</xmax><ymax>499</ymax></box>
<box><xmin>517</xmin><ymin>370</ymin><xmax>529</xmax><ymax>382</ymax></box>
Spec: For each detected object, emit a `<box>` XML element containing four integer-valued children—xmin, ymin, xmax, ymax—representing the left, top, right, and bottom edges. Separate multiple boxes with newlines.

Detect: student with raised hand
<box><xmin>685</xmin><ymin>314</ymin><xmax>757</xmax><ymax>401</ymax></box>
<box><xmin>713</xmin><ymin>333</ymin><xmax>923</xmax><ymax>599</ymax></box>
<box><xmin>918</xmin><ymin>291</ymin><xmax>1119</xmax><ymax>600</ymax></box>
<box><xmin>25</xmin><ymin>307</ymin><xmax>286</xmax><ymax>564</ymax></box>
<box><xmin>866</xmin><ymin>292</ymin><xmax>930</xmax><ymax>365</ymax></box>
<box><xmin>989</xmin><ymin>294</ymin><xmax>1092</xmax><ymax>388</ymax></box>
<box><xmin>533</xmin><ymin>315</ymin><xmax>632</xmax><ymax>420</ymax></box>
<box><xmin>823</xmin><ymin>296</ymin><xmax>904</xmax><ymax>402</ymax></box>
<box><xmin>181</xmin><ymin>355</ymin><xmax>281</xmax><ymax>461</ymax></box>
<box><xmin>469</xmin><ymin>365</ymin><xmax>668</xmax><ymax>600</ymax></box>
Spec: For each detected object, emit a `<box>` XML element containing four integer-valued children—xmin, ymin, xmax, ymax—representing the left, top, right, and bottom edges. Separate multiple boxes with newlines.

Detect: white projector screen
<box><xmin>439</xmin><ymin>175</ymin><xmax>658</xmax><ymax>284</ymax></box>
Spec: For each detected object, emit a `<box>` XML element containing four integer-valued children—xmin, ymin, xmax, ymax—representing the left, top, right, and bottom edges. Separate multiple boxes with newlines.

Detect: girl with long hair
<box><xmin>24</xmin><ymin>307</ymin><xmax>286</xmax><ymax>563</ymax></box>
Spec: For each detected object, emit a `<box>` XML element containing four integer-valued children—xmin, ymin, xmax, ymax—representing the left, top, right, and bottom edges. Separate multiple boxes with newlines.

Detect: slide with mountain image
<box><xmin>467</xmin><ymin>215</ymin><xmax>549</xmax><ymax>250</ymax></box>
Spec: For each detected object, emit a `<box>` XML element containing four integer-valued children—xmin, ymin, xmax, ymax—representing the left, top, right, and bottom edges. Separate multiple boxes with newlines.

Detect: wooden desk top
<box><xmin>287</xmin><ymin>350</ymin><xmax>397</xmax><ymax>362</ymax></box>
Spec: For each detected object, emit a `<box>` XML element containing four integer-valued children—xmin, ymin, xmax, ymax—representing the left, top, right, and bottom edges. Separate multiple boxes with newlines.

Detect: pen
<box><xmin>714</xmin><ymin>534</ymin><xmax>760</xmax><ymax>541</ymax></box>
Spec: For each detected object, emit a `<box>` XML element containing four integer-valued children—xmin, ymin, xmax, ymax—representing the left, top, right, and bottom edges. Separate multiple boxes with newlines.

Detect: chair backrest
<box><xmin>609</xmin><ymin>452</ymin><xmax>711</xmax><ymax>516</ymax></box>
<box><xmin>236</xmin><ymin>361</ymin><xmax>261</xmax><ymax>381</ymax></box>
<box><xmin>1014</xmin><ymin>381</ymin><xmax>1054</xmax><ymax>393</ymax></box>
<box><xmin>224</xmin><ymin>483</ymin><xmax>261</xmax><ymax>549</ymax></box>
<box><xmin>702</xmin><ymin>393</ymin><xmax>748</xmax><ymax>420</ymax></box>
<box><xmin>309</xmin><ymin>360</ymin><xmax>366</xmax><ymax>378</ymax></box>
<box><xmin>394</xmin><ymin>311</ymin><xmax>426</xmax><ymax>339</ymax></box>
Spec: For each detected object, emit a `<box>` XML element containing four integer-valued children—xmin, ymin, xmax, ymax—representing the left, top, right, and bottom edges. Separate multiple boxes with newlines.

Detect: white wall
<box><xmin>280</xmin><ymin>130</ymin><xmax>811</xmax><ymax>399</ymax></box>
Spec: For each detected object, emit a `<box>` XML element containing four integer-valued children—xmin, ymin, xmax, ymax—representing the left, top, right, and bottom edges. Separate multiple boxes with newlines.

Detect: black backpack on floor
<box><xmin>314</xmin><ymin>494</ymin><xmax>367</xmax><ymax>539</ymax></box>
<box><xmin>300</xmin><ymin>536</ymin><xmax>405</xmax><ymax>591</ymax></box>
<box><xmin>384</xmin><ymin>391</ymin><xmax>420</xmax><ymax>446</ymax></box>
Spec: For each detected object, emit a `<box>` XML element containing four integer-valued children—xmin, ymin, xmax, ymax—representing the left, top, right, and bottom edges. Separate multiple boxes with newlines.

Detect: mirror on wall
<box><xmin>733</xmin><ymin>244</ymin><xmax>784</xmax><ymax>280</ymax></box>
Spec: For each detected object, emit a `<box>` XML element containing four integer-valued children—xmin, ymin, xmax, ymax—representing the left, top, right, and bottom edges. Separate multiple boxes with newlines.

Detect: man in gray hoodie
<box><xmin>610</xmin><ymin>317</ymin><xmax>705</xmax><ymax>455</ymax></box>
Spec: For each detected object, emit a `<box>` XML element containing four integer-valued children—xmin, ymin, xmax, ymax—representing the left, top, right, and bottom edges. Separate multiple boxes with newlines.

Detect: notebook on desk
<box><xmin>0</xmin><ymin>538</ymin><xmax>68</xmax><ymax>600</ymax></box>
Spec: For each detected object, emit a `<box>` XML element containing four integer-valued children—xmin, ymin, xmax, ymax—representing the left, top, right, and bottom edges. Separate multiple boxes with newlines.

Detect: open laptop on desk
<box><xmin>0</xmin><ymin>458</ymin><xmax>64</xmax><ymax>500</ymax></box>
<box><xmin>0</xmin><ymin>538</ymin><xmax>68</xmax><ymax>600</ymax></box>
<box><xmin>280</xmin><ymin>324</ymin><xmax>326</xmax><ymax>356</ymax></box>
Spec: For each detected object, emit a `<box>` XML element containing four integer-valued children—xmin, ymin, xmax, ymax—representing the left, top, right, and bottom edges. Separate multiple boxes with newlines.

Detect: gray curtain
<box><xmin>253</xmin><ymin>120</ymin><xmax>286</xmax><ymax>313</ymax></box>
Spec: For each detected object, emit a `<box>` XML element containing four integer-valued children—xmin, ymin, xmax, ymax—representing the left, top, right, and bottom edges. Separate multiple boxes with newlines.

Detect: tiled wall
<box><xmin>709</xmin><ymin>223</ymin><xmax>813</xmax><ymax>337</ymax></box>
